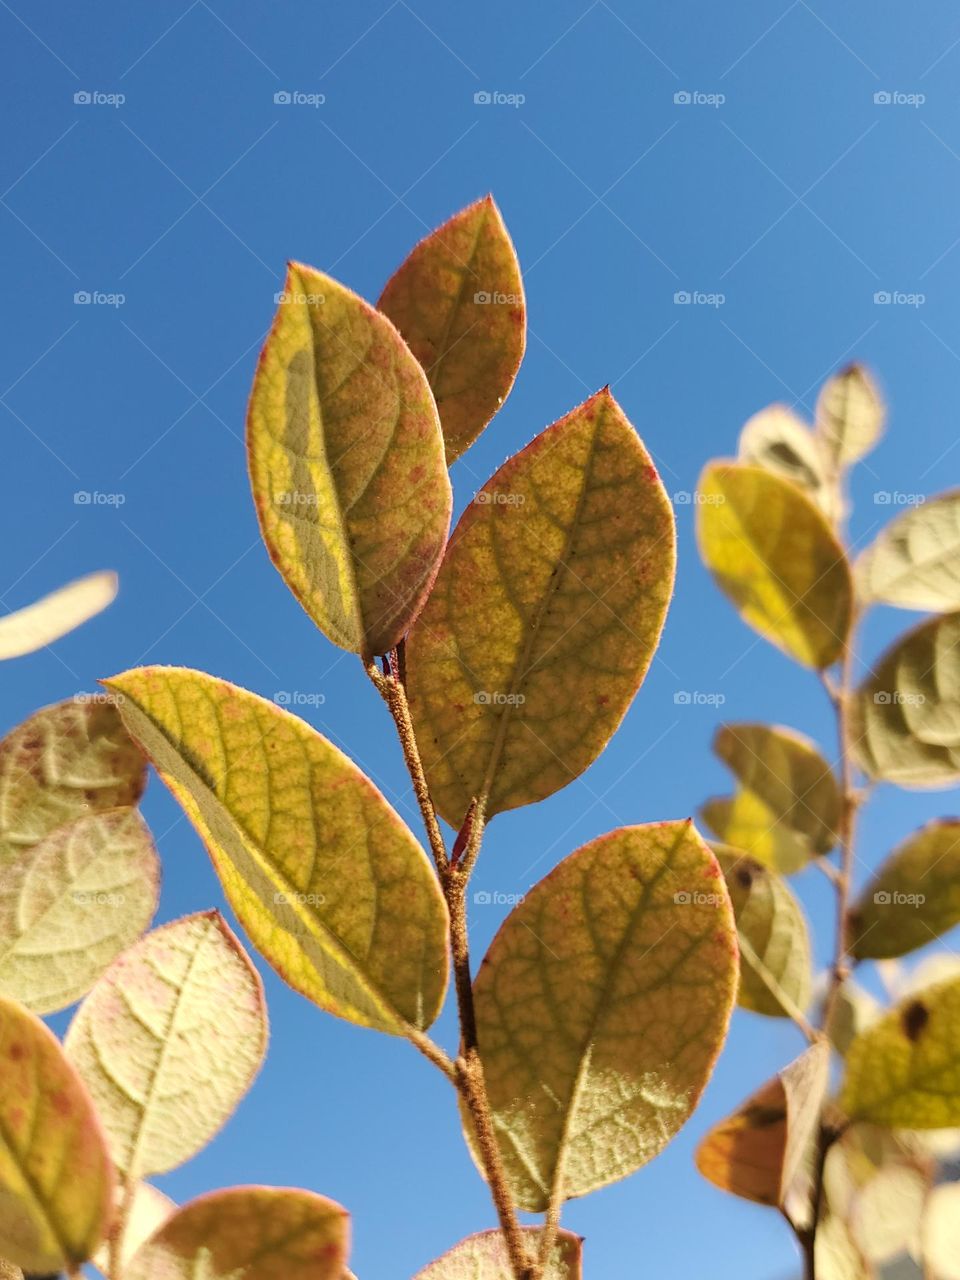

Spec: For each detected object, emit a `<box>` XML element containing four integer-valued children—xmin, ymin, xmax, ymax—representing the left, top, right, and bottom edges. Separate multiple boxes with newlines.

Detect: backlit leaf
<box><xmin>850</xmin><ymin>819</ymin><xmax>960</xmax><ymax>959</ymax></box>
<box><xmin>414</xmin><ymin>1229</ymin><xmax>582</xmax><ymax>1279</ymax></box>
<box><xmin>815</xmin><ymin>1214</ymin><xmax>870</xmax><ymax>1280</ymax></box>
<box><xmin>124</xmin><ymin>1187</ymin><xmax>349</xmax><ymax>1280</ymax></box>
<box><xmin>738</xmin><ymin>404</ymin><xmax>840</xmax><ymax>519</ymax></box>
<box><xmin>695</xmin><ymin>1041</ymin><xmax>829</xmax><ymax>1206</ymax></box>
<box><xmin>849</xmin><ymin>1163</ymin><xmax>928</xmax><ymax>1265</ymax></box>
<box><xmin>696</xmin><ymin>461</ymin><xmax>852</xmax><ymax>669</ymax></box>
<box><xmin>378</xmin><ymin>196</ymin><xmax>525</xmax><ymax>463</ymax></box>
<box><xmin>406</xmin><ymin>389</ymin><xmax>675</xmax><ymax>827</ymax></box>
<box><xmin>715</xmin><ymin>847</ymin><xmax>812</xmax><ymax>1018</ymax></box>
<box><xmin>65</xmin><ymin>911</ymin><xmax>266</xmax><ymax>1177</ymax></box>
<box><xmin>0</xmin><ymin>809</ymin><xmax>160</xmax><ymax>1014</ymax></box>
<box><xmin>0</xmin><ymin>697</ymin><xmax>145</xmax><ymax>851</ymax></box>
<box><xmin>841</xmin><ymin>976</ymin><xmax>960</xmax><ymax>1127</ymax></box>
<box><xmin>0</xmin><ymin>572</ymin><xmax>117</xmax><ymax>661</ymax></box>
<box><xmin>856</xmin><ymin>490</ymin><xmax>960</xmax><ymax>611</ymax></box>
<box><xmin>700</xmin><ymin>788</ymin><xmax>812</xmax><ymax>873</ymax></box>
<box><xmin>713</xmin><ymin>722</ymin><xmax>841</xmax><ymax>855</ymax></box>
<box><xmin>0</xmin><ymin>1260</ymin><xmax>21</xmax><ymax>1279</ymax></box>
<box><xmin>815</xmin><ymin>364</ymin><xmax>885</xmax><ymax>468</ymax></box>
<box><xmin>851</xmin><ymin>613</ymin><xmax>960</xmax><ymax>788</ymax></box>
<box><xmin>247</xmin><ymin>262</ymin><xmax>451</xmax><ymax>656</ymax></box>
<box><xmin>92</xmin><ymin>1181</ymin><xmax>176</xmax><ymax>1275</ymax></box>
<box><xmin>104</xmin><ymin>666</ymin><xmax>448</xmax><ymax>1034</ymax></box>
<box><xmin>0</xmin><ymin>994</ymin><xmax>114</xmax><ymax>1273</ymax></box>
<box><xmin>821</xmin><ymin>979</ymin><xmax>880</xmax><ymax>1056</ymax></box>
<box><xmin>472</xmin><ymin>821</ymin><xmax>737</xmax><ymax>1211</ymax></box>
<box><xmin>922</xmin><ymin>1183</ymin><xmax>960</xmax><ymax>1280</ymax></box>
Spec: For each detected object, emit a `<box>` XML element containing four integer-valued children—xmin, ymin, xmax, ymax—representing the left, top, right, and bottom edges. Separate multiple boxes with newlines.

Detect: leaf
<box><xmin>0</xmin><ymin>1261</ymin><xmax>21</xmax><ymax>1279</ymax></box>
<box><xmin>124</xmin><ymin>1187</ymin><xmax>349</xmax><ymax>1280</ymax></box>
<box><xmin>378</xmin><ymin>196</ymin><xmax>525</xmax><ymax>463</ymax></box>
<box><xmin>0</xmin><ymin>994</ymin><xmax>114</xmax><ymax>1273</ymax></box>
<box><xmin>0</xmin><ymin>572</ymin><xmax>118</xmax><ymax>661</ymax></box>
<box><xmin>840</xmin><ymin>976</ymin><xmax>960</xmax><ymax>1127</ymax></box>
<box><xmin>247</xmin><ymin>261</ymin><xmax>452</xmax><ymax>657</ymax></box>
<box><xmin>700</xmin><ymin>788</ymin><xmax>813</xmax><ymax>873</ymax></box>
<box><xmin>695</xmin><ymin>1041</ymin><xmax>829</xmax><ymax>1206</ymax></box>
<box><xmin>414</xmin><ymin>1229</ymin><xmax>582</xmax><ymax>1279</ymax></box>
<box><xmin>92</xmin><ymin>1181</ymin><xmax>176</xmax><ymax>1275</ymax></box>
<box><xmin>104</xmin><ymin>666</ymin><xmax>448</xmax><ymax>1034</ymax></box>
<box><xmin>856</xmin><ymin>489</ymin><xmax>960</xmax><ymax>611</ymax></box>
<box><xmin>696</xmin><ymin>461</ymin><xmax>852</xmax><ymax>669</ymax></box>
<box><xmin>715</xmin><ymin>847</ymin><xmax>812</xmax><ymax>1018</ymax></box>
<box><xmin>471</xmin><ymin>821</ymin><xmax>738</xmax><ymax>1211</ymax></box>
<box><xmin>406</xmin><ymin>388</ymin><xmax>675</xmax><ymax>827</ymax></box>
<box><xmin>64</xmin><ymin>911</ymin><xmax>266</xmax><ymax>1178</ymax></box>
<box><xmin>849</xmin><ymin>819</ymin><xmax>960</xmax><ymax>960</ymax></box>
<box><xmin>0</xmin><ymin>809</ymin><xmax>160</xmax><ymax>1014</ymax></box>
<box><xmin>851</xmin><ymin>613</ymin><xmax>960</xmax><ymax>788</ymax></box>
<box><xmin>815</xmin><ymin>1214</ymin><xmax>870</xmax><ymax>1280</ymax></box>
<box><xmin>922</xmin><ymin>1183</ymin><xmax>960</xmax><ymax>1280</ymax></box>
<box><xmin>849</xmin><ymin>1163</ymin><xmax>928</xmax><ymax>1265</ymax></box>
<box><xmin>821</xmin><ymin>979</ymin><xmax>880</xmax><ymax>1056</ymax></box>
<box><xmin>815</xmin><ymin>363</ymin><xmax>885</xmax><ymax>468</ymax></box>
<box><xmin>0</xmin><ymin>697</ymin><xmax>145</xmax><ymax>851</ymax></box>
<box><xmin>738</xmin><ymin>404</ymin><xmax>840</xmax><ymax>519</ymax></box>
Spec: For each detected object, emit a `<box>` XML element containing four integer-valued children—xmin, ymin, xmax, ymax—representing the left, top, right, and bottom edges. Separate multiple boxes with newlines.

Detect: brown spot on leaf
<box><xmin>735</xmin><ymin>865</ymin><xmax>754</xmax><ymax>889</ymax></box>
<box><xmin>901</xmin><ymin>999</ymin><xmax>929</xmax><ymax>1043</ymax></box>
<box><xmin>8</xmin><ymin>1042</ymin><xmax>25</xmax><ymax>1061</ymax></box>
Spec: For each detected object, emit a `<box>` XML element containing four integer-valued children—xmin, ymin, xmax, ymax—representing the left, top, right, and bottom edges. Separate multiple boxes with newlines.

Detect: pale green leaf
<box><xmin>124</xmin><ymin>1186</ymin><xmax>349</xmax><ymax>1280</ymax></box>
<box><xmin>378</xmin><ymin>195</ymin><xmax>525</xmax><ymax>463</ymax></box>
<box><xmin>857</xmin><ymin>489</ymin><xmax>960</xmax><ymax>611</ymax></box>
<box><xmin>821</xmin><ymin>979</ymin><xmax>880</xmax><ymax>1056</ymax></box>
<box><xmin>815</xmin><ymin>1214</ymin><xmax>870</xmax><ymax>1280</ymax></box>
<box><xmin>65</xmin><ymin>911</ymin><xmax>266</xmax><ymax>1178</ymax></box>
<box><xmin>247</xmin><ymin>261</ymin><xmax>452</xmax><ymax>657</ymax></box>
<box><xmin>849</xmin><ymin>1163</ymin><xmax>928</xmax><ymax>1265</ymax></box>
<box><xmin>841</xmin><ymin>976</ymin><xmax>960</xmax><ymax>1127</ymax></box>
<box><xmin>0</xmin><ymin>994</ymin><xmax>114</xmax><ymax>1273</ymax></box>
<box><xmin>104</xmin><ymin>666</ymin><xmax>448</xmax><ymax>1034</ymax></box>
<box><xmin>0</xmin><ymin>808</ymin><xmax>160</xmax><ymax>1014</ymax></box>
<box><xmin>414</xmin><ymin>1229</ymin><xmax>582</xmax><ymax>1279</ymax></box>
<box><xmin>472</xmin><ymin>821</ymin><xmax>738</xmax><ymax>1211</ymax></box>
<box><xmin>738</xmin><ymin>403</ymin><xmax>840</xmax><ymax>519</ymax></box>
<box><xmin>0</xmin><ymin>572</ymin><xmax>117</xmax><ymax>661</ymax></box>
<box><xmin>700</xmin><ymin>788</ymin><xmax>813</xmax><ymax>873</ymax></box>
<box><xmin>696</xmin><ymin>461</ymin><xmax>852</xmax><ymax>669</ymax></box>
<box><xmin>816</xmin><ymin>364</ymin><xmax>885</xmax><ymax>468</ymax></box>
<box><xmin>406</xmin><ymin>388</ymin><xmax>675</xmax><ymax>827</ymax></box>
<box><xmin>922</xmin><ymin>1183</ymin><xmax>960</xmax><ymax>1280</ymax></box>
<box><xmin>850</xmin><ymin>819</ymin><xmax>960</xmax><ymax>959</ymax></box>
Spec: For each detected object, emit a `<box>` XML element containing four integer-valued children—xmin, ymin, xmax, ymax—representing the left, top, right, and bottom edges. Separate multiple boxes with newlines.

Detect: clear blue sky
<box><xmin>2</xmin><ymin>3</ymin><xmax>959</xmax><ymax>1276</ymax></box>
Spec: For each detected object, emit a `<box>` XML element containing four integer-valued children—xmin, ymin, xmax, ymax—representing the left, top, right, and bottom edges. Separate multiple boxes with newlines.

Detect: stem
<box><xmin>108</xmin><ymin>1177</ymin><xmax>134</xmax><ymax>1280</ymax></box>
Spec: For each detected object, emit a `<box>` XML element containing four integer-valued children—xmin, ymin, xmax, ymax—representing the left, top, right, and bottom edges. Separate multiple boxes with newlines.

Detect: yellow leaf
<box><xmin>715</xmin><ymin>848</ymin><xmax>812</xmax><ymax>1019</ymax></box>
<box><xmin>922</xmin><ymin>1183</ymin><xmax>960</xmax><ymax>1280</ymax></box>
<box><xmin>696</xmin><ymin>461</ymin><xmax>852</xmax><ymax>669</ymax></box>
<box><xmin>0</xmin><ymin>1260</ymin><xmax>21</xmax><ymax>1279</ymax></box>
<box><xmin>406</xmin><ymin>388</ymin><xmax>675</xmax><ymax>827</ymax></box>
<box><xmin>104</xmin><ymin>666</ymin><xmax>448</xmax><ymax>1033</ymax></box>
<box><xmin>700</xmin><ymin>788</ymin><xmax>812</xmax><ymax>873</ymax></box>
<box><xmin>247</xmin><ymin>262</ymin><xmax>451</xmax><ymax>656</ymax></box>
<box><xmin>472</xmin><ymin>821</ymin><xmax>737</xmax><ymax>1210</ymax></box>
<box><xmin>695</xmin><ymin>1041</ymin><xmax>829</xmax><ymax>1206</ymax></box>
<box><xmin>851</xmin><ymin>613</ymin><xmax>960</xmax><ymax>788</ymax></box>
<box><xmin>856</xmin><ymin>488</ymin><xmax>960</xmax><ymax>611</ymax></box>
<box><xmin>0</xmin><ymin>994</ymin><xmax>114</xmax><ymax>1273</ymax></box>
<box><xmin>65</xmin><ymin>911</ymin><xmax>266</xmax><ymax>1178</ymax></box>
<box><xmin>379</xmin><ymin>196</ymin><xmax>525</xmax><ymax>463</ymax></box>
<box><xmin>850</xmin><ymin>819</ymin><xmax>960</xmax><ymax>959</ymax></box>
<box><xmin>0</xmin><ymin>571</ymin><xmax>117</xmax><ymax>661</ymax></box>
<box><xmin>738</xmin><ymin>404</ymin><xmax>840</xmax><ymax>519</ymax></box>
<box><xmin>124</xmin><ymin>1186</ymin><xmax>349</xmax><ymax>1280</ymax></box>
<box><xmin>414</xmin><ymin>1229</ymin><xmax>582</xmax><ymax>1279</ymax></box>
<box><xmin>841</xmin><ymin>976</ymin><xmax>960</xmax><ymax>1127</ymax></box>
<box><xmin>0</xmin><ymin>809</ymin><xmax>160</xmax><ymax>1015</ymax></box>
<box><xmin>92</xmin><ymin>1181</ymin><xmax>176</xmax><ymax>1275</ymax></box>
<box><xmin>815</xmin><ymin>1214</ymin><xmax>870</xmax><ymax>1280</ymax></box>
<box><xmin>815</xmin><ymin>363</ymin><xmax>885</xmax><ymax>468</ymax></box>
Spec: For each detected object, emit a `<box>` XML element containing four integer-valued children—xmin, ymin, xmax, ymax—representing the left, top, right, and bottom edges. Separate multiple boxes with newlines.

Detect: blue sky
<box><xmin>2</xmin><ymin>2</ymin><xmax>960</xmax><ymax>1276</ymax></box>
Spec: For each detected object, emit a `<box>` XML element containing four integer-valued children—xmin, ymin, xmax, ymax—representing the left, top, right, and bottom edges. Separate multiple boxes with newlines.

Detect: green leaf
<box><xmin>378</xmin><ymin>196</ymin><xmax>525</xmax><ymax>464</ymax></box>
<box><xmin>414</xmin><ymin>1229</ymin><xmax>582</xmax><ymax>1279</ymax></box>
<box><xmin>472</xmin><ymin>821</ymin><xmax>737</xmax><ymax>1211</ymax></box>
<box><xmin>851</xmin><ymin>613</ymin><xmax>960</xmax><ymax>788</ymax></box>
<box><xmin>0</xmin><ymin>994</ymin><xmax>114</xmax><ymax>1273</ymax></box>
<box><xmin>0</xmin><ymin>809</ymin><xmax>160</xmax><ymax>1014</ymax></box>
<box><xmin>92</xmin><ymin>1181</ymin><xmax>175</xmax><ymax>1275</ymax></box>
<box><xmin>840</xmin><ymin>975</ymin><xmax>960</xmax><ymax>1127</ymax></box>
<box><xmin>104</xmin><ymin>666</ymin><xmax>448</xmax><ymax>1034</ymax></box>
<box><xmin>922</xmin><ymin>1183</ymin><xmax>960</xmax><ymax>1280</ymax></box>
<box><xmin>713</xmin><ymin>722</ymin><xmax>841</xmax><ymax>855</ymax></box>
<box><xmin>856</xmin><ymin>489</ymin><xmax>960</xmax><ymax>611</ymax></box>
<box><xmin>695</xmin><ymin>1041</ymin><xmax>829</xmax><ymax>1206</ymax></box>
<box><xmin>247</xmin><ymin>261</ymin><xmax>452</xmax><ymax>657</ymax></box>
<box><xmin>65</xmin><ymin>911</ymin><xmax>266</xmax><ymax>1178</ymax></box>
<box><xmin>715</xmin><ymin>847</ymin><xmax>812</xmax><ymax>1019</ymax></box>
<box><xmin>700</xmin><ymin>788</ymin><xmax>813</xmax><ymax>873</ymax></box>
<box><xmin>124</xmin><ymin>1187</ymin><xmax>349</xmax><ymax>1280</ymax></box>
<box><xmin>815</xmin><ymin>363</ymin><xmax>885</xmax><ymax>468</ymax></box>
<box><xmin>822</xmin><ymin>980</ymin><xmax>880</xmax><ymax>1056</ymax></box>
<box><xmin>850</xmin><ymin>819</ymin><xmax>960</xmax><ymax>959</ymax></box>
<box><xmin>0</xmin><ymin>572</ymin><xmax>117</xmax><ymax>661</ymax></box>
<box><xmin>696</xmin><ymin>461</ymin><xmax>852</xmax><ymax>669</ymax></box>
<box><xmin>0</xmin><ymin>697</ymin><xmax>145</xmax><ymax>851</ymax></box>
<box><xmin>406</xmin><ymin>388</ymin><xmax>675</xmax><ymax>827</ymax></box>
<box><xmin>738</xmin><ymin>404</ymin><xmax>840</xmax><ymax>519</ymax></box>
